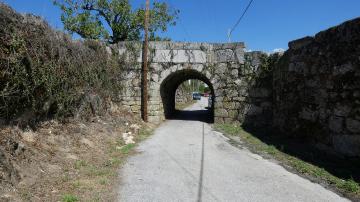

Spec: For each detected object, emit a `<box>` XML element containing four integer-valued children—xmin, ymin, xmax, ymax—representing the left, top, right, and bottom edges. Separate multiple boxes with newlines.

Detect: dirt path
<box><xmin>117</xmin><ymin>98</ymin><xmax>348</xmax><ymax>202</ymax></box>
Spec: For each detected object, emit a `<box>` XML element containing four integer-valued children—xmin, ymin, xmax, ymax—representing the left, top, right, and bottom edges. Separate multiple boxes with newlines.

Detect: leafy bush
<box><xmin>0</xmin><ymin>4</ymin><xmax>125</xmax><ymax>123</ymax></box>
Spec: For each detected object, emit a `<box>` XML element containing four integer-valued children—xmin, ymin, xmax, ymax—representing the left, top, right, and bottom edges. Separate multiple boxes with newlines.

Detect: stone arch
<box><xmin>160</xmin><ymin>69</ymin><xmax>215</xmax><ymax>121</ymax></box>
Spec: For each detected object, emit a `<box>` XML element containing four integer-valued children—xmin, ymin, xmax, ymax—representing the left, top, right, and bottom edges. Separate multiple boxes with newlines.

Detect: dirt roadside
<box><xmin>0</xmin><ymin>107</ymin><xmax>154</xmax><ymax>202</ymax></box>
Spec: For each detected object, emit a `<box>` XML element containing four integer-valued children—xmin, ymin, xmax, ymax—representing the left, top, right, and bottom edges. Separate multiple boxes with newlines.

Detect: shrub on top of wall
<box><xmin>0</xmin><ymin>3</ymin><xmax>124</xmax><ymax>125</ymax></box>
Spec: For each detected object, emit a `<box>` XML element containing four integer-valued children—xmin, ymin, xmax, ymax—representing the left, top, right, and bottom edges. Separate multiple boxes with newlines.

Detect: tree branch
<box><xmin>82</xmin><ymin>4</ymin><xmax>112</xmax><ymax>27</ymax></box>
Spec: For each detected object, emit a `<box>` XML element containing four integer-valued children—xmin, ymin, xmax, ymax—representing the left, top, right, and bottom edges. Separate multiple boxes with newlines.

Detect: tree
<box><xmin>54</xmin><ymin>0</ymin><xmax>179</xmax><ymax>43</ymax></box>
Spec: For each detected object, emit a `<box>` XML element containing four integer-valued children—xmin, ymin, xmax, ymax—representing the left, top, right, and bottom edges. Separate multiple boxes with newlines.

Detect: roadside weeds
<box><xmin>59</xmin><ymin>127</ymin><xmax>154</xmax><ymax>202</ymax></box>
<box><xmin>0</xmin><ymin>112</ymin><xmax>154</xmax><ymax>202</ymax></box>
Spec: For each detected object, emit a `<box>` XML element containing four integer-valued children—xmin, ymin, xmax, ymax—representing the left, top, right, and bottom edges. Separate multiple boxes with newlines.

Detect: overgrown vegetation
<box><xmin>243</xmin><ymin>52</ymin><xmax>282</xmax><ymax>81</ymax></box>
<box><xmin>0</xmin><ymin>4</ymin><xmax>125</xmax><ymax>123</ymax></box>
<box><xmin>214</xmin><ymin>123</ymin><xmax>360</xmax><ymax>199</ymax></box>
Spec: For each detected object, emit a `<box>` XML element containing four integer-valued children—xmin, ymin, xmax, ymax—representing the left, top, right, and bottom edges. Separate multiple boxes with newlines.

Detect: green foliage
<box><xmin>0</xmin><ymin>6</ymin><xmax>125</xmax><ymax>122</ymax></box>
<box><xmin>338</xmin><ymin>178</ymin><xmax>360</xmax><ymax>193</ymax></box>
<box><xmin>54</xmin><ymin>0</ymin><xmax>179</xmax><ymax>43</ymax></box>
<box><xmin>179</xmin><ymin>80</ymin><xmax>209</xmax><ymax>93</ymax></box>
<box><xmin>198</xmin><ymin>83</ymin><xmax>209</xmax><ymax>93</ymax></box>
<box><xmin>259</xmin><ymin>52</ymin><xmax>282</xmax><ymax>73</ymax></box>
<box><xmin>62</xmin><ymin>194</ymin><xmax>79</xmax><ymax>202</ymax></box>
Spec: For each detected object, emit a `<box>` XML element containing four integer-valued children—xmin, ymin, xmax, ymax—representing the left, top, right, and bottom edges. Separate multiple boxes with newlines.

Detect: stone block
<box><xmin>299</xmin><ymin>108</ymin><xmax>317</xmax><ymax>122</ymax></box>
<box><xmin>231</xmin><ymin>69</ymin><xmax>238</xmax><ymax>77</ymax></box>
<box><xmin>334</xmin><ymin>104</ymin><xmax>351</xmax><ymax>117</ymax></box>
<box><xmin>329</xmin><ymin>116</ymin><xmax>344</xmax><ymax>133</ymax></box>
<box><xmin>333</xmin><ymin>135</ymin><xmax>360</xmax><ymax>157</ymax></box>
<box><xmin>151</xmin><ymin>74</ymin><xmax>159</xmax><ymax>82</ymax></box>
<box><xmin>224</xmin><ymin>118</ymin><xmax>234</xmax><ymax>123</ymax></box>
<box><xmin>228</xmin><ymin>110</ymin><xmax>238</xmax><ymax>118</ymax></box>
<box><xmin>215</xmin><ymin>117</ymin><xmax>224</xmax><ymax>124</ymax></box>
<box><xmin>215</xmin><ymin>49</ymin><xmax>235</xmax><ymax>63</ymax></box>
<box><xmin>215</xmin><ymin>109</ymin><xmax>228</xmax><ymax>117</ymax></box>
<box><xmin>346</xmin><ymin>118</ymin><xmax>360</xmax><ymax>133</ymax></box>
<box><xmin>172</xmin><ymin>50</ymin><xmax>207</xmax><ymax>63</ymax></box>
<box><xmin>245</xmin><ymin>104</ymin><xmax>263</xmax><ymax>116</ymax></box>
<box><xmin>288</xmin><ymin>62</ymin><xmax>306</xmax><ymax>73</ymax></box>
<box><xmin>151</xmin><ymin>63</ymin><xmax>163</xmax><ymax>72</ymax></box>
<box><xmin>214</xmin><ymin>63</ymin><xmax>227</xmax><ymax>74</ymax></box>
<box><xmin>234</xmin><ymin>48</ymin><xmax>245</xmax><ymax>64</ymax></box>
<box><xmin>192</xmin><ymin>64</ymin><xmax>204</xmax><ymax>72</ymax></box>
<box><xmin>333</xmin><ymin>63</ymin><xmax>354</xmax><ymax>75</ymax></box>
<box><xmin>212</xmin><ymin>42</ymin><xmax>245</xmax><ymax>50</ymax></box>
<box><xmin>249</xmin><ymin>88</ymin><xmax>271</xmax><ymax>98</ymax></box>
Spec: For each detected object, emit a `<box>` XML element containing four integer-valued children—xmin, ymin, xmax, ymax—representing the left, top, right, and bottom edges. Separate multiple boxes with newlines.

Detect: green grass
<box><xmin>99</xmin><ymin>178</ymin><xmax>108</xmax><ymax>185</ymax></box>
<box><xmin>74</xmin><ymin>160</ymin><xmax>87</xmax><ymax>169</ymax></box>
<box><xmin>138</xmin><ymin>128</ymin><xmax>154</xmax><ymax>140</ymax></box>
<box><xmin>120</xmin><ymin>143</ymin><xmax>135</xmax><ymax>154</ymax></box>
<box><xmin>214</xmin><ymin>123</ymin><xmax>360</xmax><ymax>195</ymax></box>
<box><xmin>338</xmin><ymin>178</ymin><xmax>360</xmax><ymax>193</ymax></box>
<box><xmin>104</xmin><ymin>158</ymin><xmax>123</xmax><ymax>167</ymax></box>
<box><xmin>62</xmin><ymin>194</ymin><xmax>79</xmax><ymax>202</ymax></box>
<box><xmin>72</xmin><ymin>181</ymin><xmax>82</xmax><ymax>189</ymax></box>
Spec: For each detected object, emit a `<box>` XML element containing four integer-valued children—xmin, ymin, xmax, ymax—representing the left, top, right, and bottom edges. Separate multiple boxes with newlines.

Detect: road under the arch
<box><xmin>117</xmin><ymin>98</ymin><xmax>348</xmax><ymax>202</ymax></box>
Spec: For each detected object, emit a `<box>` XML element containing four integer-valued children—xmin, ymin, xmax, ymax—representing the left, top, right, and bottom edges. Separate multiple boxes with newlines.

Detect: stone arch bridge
<box><xmin>109</xmin><ymin>18</ymin><xmax>360</xmax><ymax>157</ymax></box>
<box><xmin>112</xmin><ymin>41</ymin><xmax>272</xmax><ymax>125</ymax></box>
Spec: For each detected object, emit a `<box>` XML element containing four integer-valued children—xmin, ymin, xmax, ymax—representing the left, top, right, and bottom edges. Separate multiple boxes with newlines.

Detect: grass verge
<box><xmin>214</xmin><ymin>123</ymin><xmax>360</xmax><ymax>199</ymax></box>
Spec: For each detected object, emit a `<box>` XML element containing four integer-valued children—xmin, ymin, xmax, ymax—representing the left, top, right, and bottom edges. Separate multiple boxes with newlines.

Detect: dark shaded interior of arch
<box><xmin>160</xmin><ymin>69</ymin><xmax>214</xmax><ymax>123</ymax></box>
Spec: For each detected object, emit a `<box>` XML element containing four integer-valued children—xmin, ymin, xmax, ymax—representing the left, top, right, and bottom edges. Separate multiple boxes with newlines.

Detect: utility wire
<box><xmin>228</xmin><ymin>0</ymin><xmax>255</xmax><ymax>41</ymax></box>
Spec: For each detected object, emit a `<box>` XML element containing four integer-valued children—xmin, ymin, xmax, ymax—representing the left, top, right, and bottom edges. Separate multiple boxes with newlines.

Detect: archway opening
<box><xmin>160</xmin><ymin>69</ymin><xmax>214</xmax><ymax>123</ymax></box>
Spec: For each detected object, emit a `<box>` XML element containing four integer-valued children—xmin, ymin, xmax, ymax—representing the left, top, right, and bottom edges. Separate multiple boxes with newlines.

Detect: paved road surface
<box><xmin>118</xmin><ymin>98</ymin><xmax>348</xmax><ymax>202</ymax></box>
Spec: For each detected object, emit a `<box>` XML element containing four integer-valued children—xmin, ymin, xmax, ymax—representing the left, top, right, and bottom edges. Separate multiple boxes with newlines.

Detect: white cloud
<box><xmin>273</xmin><ymin>48</ymin><xmax>285</xmax><ymax>53</ymax></box>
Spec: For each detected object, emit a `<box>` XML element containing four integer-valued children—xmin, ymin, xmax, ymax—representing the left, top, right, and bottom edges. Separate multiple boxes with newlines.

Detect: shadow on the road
<box><xmin>242</xmin><ymin>126</ymin><xmax>360</xmax><ymax>184</ymax></box>
<box><xmin>167</xmin><ymin>109</ymin><xmax>214</xmax><ymax>123</ymax></box>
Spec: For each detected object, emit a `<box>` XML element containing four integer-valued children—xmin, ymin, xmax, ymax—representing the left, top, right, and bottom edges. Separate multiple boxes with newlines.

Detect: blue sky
<box><xmin>2</xmin><ymin>0</ymin><xmax>360</xmax><ymax>52</ymax></box>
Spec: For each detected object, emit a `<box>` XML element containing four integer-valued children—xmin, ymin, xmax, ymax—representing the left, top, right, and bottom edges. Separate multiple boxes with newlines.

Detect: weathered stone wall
<box><xmin>111</xmin><ymin>41</ymin><xmax>246</xmax><ymax>124</ymax></box>
<box><xmin>273</xmin><ymin>18</ymin><xmax>360</xmax><ymax>156</ymax></box>
<box><xmin>111</xmin><ymin>17</ymin><xmax>360</xmax><ymax>157</ymax></box>
<box><xmin>238</xmin><ymin>51</ymin><xmax>274</xmax><ymax>128</ymax></box>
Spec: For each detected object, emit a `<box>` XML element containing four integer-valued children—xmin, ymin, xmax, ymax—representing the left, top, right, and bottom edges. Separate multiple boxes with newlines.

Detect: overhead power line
<box><xmin>228</xmin><ymin>0</ymin><xmax>255</xmax><ymax>42</ymax></box>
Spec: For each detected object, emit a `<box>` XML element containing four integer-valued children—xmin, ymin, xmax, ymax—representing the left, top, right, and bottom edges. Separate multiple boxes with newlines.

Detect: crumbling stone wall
<box><xmin>273</xmin><ymin>18</ymin><xmax>360</xmax><ymax>157</ymax></box>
